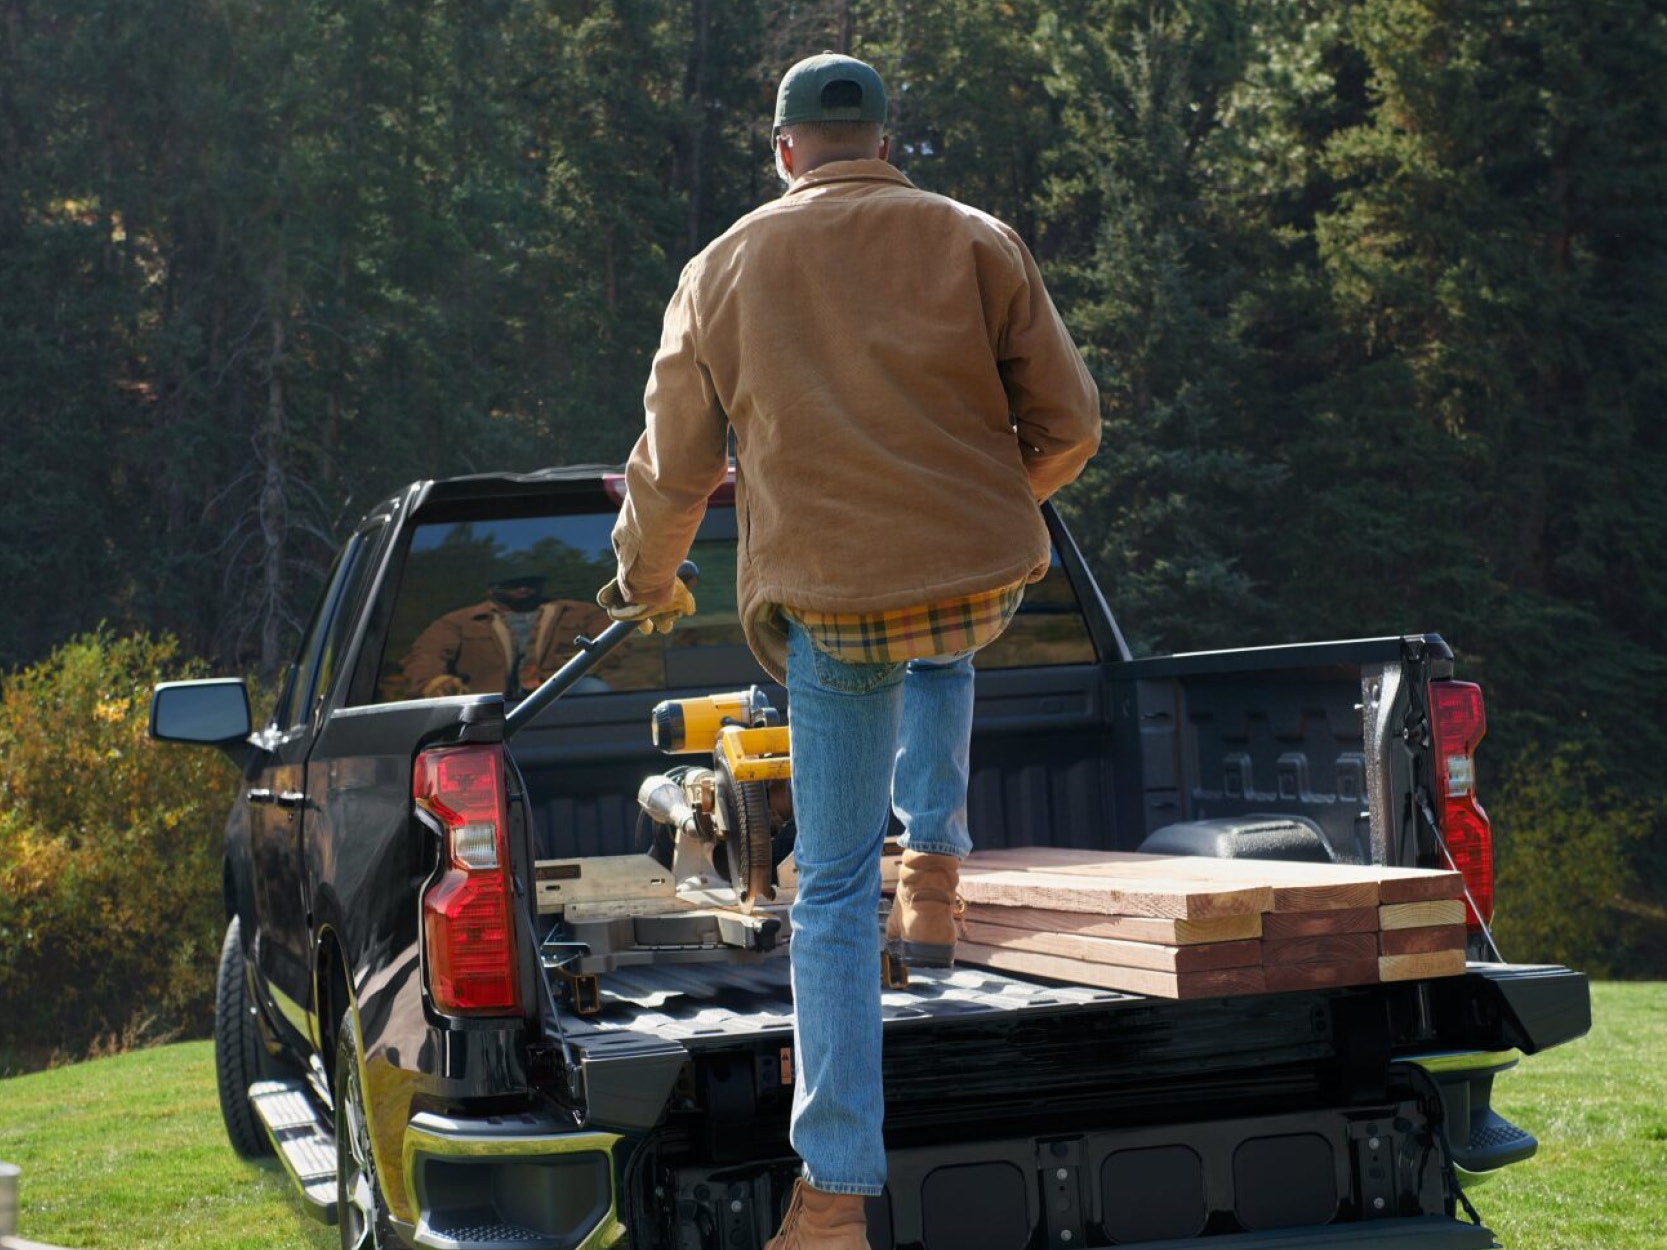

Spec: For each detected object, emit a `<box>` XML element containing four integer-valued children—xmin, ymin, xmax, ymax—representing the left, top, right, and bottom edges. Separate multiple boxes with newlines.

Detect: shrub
<box><xmin>0</xmin><ymin>631</ymin><xmax>243</xmax><ymax>1071</ymax></box>
<box><xmin>1489</xmin><ymin>743</ymin><xmax>1657</xmax><ymax>977</ymax></box>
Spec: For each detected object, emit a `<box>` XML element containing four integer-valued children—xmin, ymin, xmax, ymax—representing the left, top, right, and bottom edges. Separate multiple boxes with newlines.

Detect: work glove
<box><xmin>420</xmin><ymin>675</ymin><xmax>469</xmax><ymax>697</ymax></box>
<box><xmin>597</xmin><ymin>577</ymin><xmax>697</xmax><ymax>635</ymax></box>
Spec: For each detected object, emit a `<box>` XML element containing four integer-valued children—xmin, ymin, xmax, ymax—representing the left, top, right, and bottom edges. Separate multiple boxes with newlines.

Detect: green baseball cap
<box><xmin>774</xmin><ymin>52</ymin><xmax>888</xmax><ymax>128</ymax></box>
<box><xmin>490</xmin><ymin>566</ymin><xmax>547</xmax><ymax>588</ymax></box>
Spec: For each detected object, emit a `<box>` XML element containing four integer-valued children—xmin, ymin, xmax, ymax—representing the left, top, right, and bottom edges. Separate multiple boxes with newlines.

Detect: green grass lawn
<box><xmin>0</xmin><ymin>1042</ymin><xmax>331</xmax><ymax>1250</ymax></box>
<box><xmin>0</xmin><ymin>982</ymin><xmax>1659</xmax><ymax>1249</ymax></box>
<box><xmin>1483</xmin><ymin>981</ymin><xmax>1666</xmax><ymax>1250</ymax></box>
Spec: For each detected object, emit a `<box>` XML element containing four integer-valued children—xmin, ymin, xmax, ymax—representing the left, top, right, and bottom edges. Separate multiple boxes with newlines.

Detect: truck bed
<box><xmin>558</xmin><ymin>959</ymin><xmax>1132</xmax><ymax>1049</ymax></box>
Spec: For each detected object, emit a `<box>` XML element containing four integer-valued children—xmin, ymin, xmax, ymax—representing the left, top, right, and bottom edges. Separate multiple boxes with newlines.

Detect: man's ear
<box><xmin>878</xmin><ymin>133</ymin><xmax>892</xmax><ymax>163</ymax></box>
<box><xmin>776</xmin><ymin>132</ymin><xmax>794</xmax><ymax>176</ymax></box>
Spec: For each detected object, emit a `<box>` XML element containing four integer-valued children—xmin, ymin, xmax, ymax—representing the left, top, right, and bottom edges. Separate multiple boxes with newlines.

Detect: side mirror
<box><xmin>150</xmin><ymin>679</ymin><xmax>252</xmax><ymax>757</ymax></box>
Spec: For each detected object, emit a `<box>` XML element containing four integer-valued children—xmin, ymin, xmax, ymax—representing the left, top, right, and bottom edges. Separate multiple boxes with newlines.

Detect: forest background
<box><xmin>1</xmin><ymin>0</ymin><xmax>1663</xmax><ymax>1067</ymax></box>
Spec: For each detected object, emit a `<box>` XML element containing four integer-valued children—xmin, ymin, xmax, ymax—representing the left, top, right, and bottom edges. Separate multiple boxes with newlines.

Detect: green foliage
<box><xmin>1491</xmin><ymin>744</ymin><xmax>1656</xmax><ymax>978</ymax></box>
<box><xmin>0</xmin><ymin>632</ymin><xmax>241</xmax><ymax>1070</ymax></box>
<box><xmin>1042</xmin><ymin>1</ymin><xmax>1283</xmax><ymax>653</ymax></box>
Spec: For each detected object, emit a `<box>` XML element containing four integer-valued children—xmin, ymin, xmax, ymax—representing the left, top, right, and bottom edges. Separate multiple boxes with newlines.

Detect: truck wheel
<box><xmin>335</xmin><ymin>1010</ymin><xmax>404</xmax><ymax>1250</ymax></box>
<box><xmin>215</xmin><ymin>916</ymin><xmax>275</xmax><ymax>1159</ymax></box>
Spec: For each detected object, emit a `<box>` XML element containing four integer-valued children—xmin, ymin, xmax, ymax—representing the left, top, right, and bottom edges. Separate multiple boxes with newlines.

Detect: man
<box><xmin>599</xmin><ymin>53</ymin><xmax>1099</xmax><ymax>1250</ymax></box>
<box><xmin>403</xmin><ymin>570</ymin><xmax>612</xmax><ymax>699</ymax></box>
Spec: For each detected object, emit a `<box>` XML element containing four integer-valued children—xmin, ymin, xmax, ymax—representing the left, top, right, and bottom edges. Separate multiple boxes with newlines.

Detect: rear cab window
<box><xmin>362</xmin><ymin>490</ymin><xmax>1094</xmax><ymax>705</ymax></box>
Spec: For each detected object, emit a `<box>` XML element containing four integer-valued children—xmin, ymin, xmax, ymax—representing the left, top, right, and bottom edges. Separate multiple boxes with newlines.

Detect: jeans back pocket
<box><xmin>809</xmin><ymin>644</ymin><xmax>904</xmax><ymax>695</ymax></box>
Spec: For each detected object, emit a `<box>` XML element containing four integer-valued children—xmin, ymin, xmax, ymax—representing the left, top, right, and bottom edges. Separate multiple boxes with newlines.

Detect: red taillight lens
<box><xmin>1428</xmin><ymin>680</ymin><xmax>1493</xmax><ymax>928</ymax></box>
<box><xmin>415</xmin><ymin>744</ymin><xmax>520</xmax><ymax>1014</ymax></box>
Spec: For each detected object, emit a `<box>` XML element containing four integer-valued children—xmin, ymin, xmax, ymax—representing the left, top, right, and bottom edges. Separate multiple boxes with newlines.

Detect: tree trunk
<box><xmin>258</xmin><ymin>314</ymin><xmax>288</xmax><ymax>675</ymax></box>
<box><xmin>0</xmin><ymin>0</ymin><xmax>21</xmax><ymax>248</ymax></box>
<box><xmin>687</xmin><ymin>0</ymin><xmax>709</xmax><ymax>256</ymax></box>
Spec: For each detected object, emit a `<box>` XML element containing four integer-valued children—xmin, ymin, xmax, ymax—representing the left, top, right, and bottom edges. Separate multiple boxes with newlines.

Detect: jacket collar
<box><xmin>785</xmin><ymin>159</ymin><xmax>914</xmax><ymax>196</ymax></box>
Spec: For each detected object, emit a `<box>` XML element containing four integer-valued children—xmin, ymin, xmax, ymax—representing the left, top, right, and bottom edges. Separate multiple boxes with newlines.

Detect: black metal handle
<box><xmin>246</xmin><ymin>788</ymin><xmax>275</xmax><ymax>805</ymax></box>
<box><xmin>504</xmin><ymin>561</ymin><xmax>699</xmax><ymax>741</ymax></box>
<box><xmin>276</xmin><ymin>790</ymin><xmax>306</xmax><ymax>810</ymax></box>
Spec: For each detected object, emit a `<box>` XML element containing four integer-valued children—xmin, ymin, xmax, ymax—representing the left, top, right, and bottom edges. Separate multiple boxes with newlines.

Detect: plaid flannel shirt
<box><xmin>787</xmin><ymin>581</ymin><xmax>1025</xmax><ymax>665</ymax></box>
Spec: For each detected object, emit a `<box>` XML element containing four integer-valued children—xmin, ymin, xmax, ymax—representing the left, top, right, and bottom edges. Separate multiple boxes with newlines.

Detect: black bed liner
<box><xmin>557</xmin><ymin>959</ymin><xmax>1134</xmax><ymax>1049</ymax></box>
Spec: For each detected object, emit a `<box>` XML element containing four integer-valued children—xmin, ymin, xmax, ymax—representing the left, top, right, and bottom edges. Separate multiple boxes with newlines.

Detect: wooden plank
<box><xmin>1371</xmin><ymin>867</ymin><xmax>1465</xmax><ymax>904</ymax></box>
<box><xmin>1262</xmin><ymin>932</ymin><xmax>1378</xmax><ymax>966</ymax></box>
<box><xmin>1261</xmin><ymin>877</ymin><xmax>1377</xmax><ymax>914</ymax></box>
<box><xmin>965</xmin><ymin>849</ymin><xmax>1376</xmax><ymax>912</ymax></box>
<box><xmin>958</xmin><ymin>869</ymin><xmax>1271</xmax><ymax>919</ymax></box>
<box><xmin>1380</xmin><ymin>950</ymin><xmax>1467</xmax><ymax>982</ymax></box>
<box><xmin>1260</xmin><ymin>907</ymin><xmax>1379</xmax><ymax>940</ymax></box>
<box><xmin>959</xmin><ymin>943</ymin><xmax>1268</xmax><ymax>1001</ymax></box>
<box><xmin>1264</xmin><ymin>958</ymin><xmax>1380</xmax><ymax>993</ymax></box>
<box><xmin>963</xmin><ymin>904</ymin><xmax>1262</xmax><ymax>946</ymax></box>
<box><xmin>1379</xmin><ymin>925</ymin><xmax>1467</xmax><ymax>956</ymax></box>
<box><xmin>961</xmin><ymin>920</ymin><xmax>1262</xmax><ymax>973</ymax></box>
<box><xmin>1379</xmin><ymin>900</ymin><xmax>1466</xmax><ymax>931</ymax></box>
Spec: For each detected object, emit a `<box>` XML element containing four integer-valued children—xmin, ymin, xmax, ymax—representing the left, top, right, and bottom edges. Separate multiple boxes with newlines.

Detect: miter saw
<box><xmin>527</xmin><ymin>689</ymin><xmax>798</xmax><ymax>1013</ymax></box>
<box><xmin>636</xmin><ymin>687</ymin><xmax>793</xmax><ymax>911</ymax></box>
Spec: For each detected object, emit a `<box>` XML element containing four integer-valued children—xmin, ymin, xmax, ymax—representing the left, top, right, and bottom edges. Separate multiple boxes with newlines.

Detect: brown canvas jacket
<box><xmin>612</xmin><ymin>159</ymin><xmax>1101</xmax><ymax>681</ymax></box>
<box><xmin>401</xmin><ymin>598</ymin><xmax>611</xmax><ymax>698</ymax></box>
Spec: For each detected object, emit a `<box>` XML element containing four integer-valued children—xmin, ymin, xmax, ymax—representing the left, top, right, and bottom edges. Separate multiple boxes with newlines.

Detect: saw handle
<box><xmin>505</xmin><ymin>560</ymin><xmax>698</xmax><ymax>740</ymax></box>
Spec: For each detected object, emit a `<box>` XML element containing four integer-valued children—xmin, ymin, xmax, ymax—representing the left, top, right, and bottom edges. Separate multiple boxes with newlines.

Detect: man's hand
<box><xmin>597</xmin><ymin>578</ymin><xmax>697</xmax><ymax>635</ymax></box>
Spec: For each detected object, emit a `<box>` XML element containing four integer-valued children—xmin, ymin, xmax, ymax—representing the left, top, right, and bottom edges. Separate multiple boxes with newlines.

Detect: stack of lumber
<box><xmin>952</xmin><ymin>848</ymin><xmax>1467</xmax><ymax>1000</ymax></box>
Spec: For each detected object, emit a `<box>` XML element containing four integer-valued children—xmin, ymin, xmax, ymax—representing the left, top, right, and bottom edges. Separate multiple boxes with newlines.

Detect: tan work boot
<box><xmin>764</xmin><ymin>1178</ymin><xmax>870</xmax><ymax>1250</ymax></box>
<box><xmin>885</xmin><ymin>850</ymin><xmax>964</xmax><ymax>967</ymax></box>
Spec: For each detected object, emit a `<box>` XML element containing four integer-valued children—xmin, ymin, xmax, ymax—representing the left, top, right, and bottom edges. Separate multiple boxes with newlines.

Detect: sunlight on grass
<box><xmin>1484</xmin><ymin>981</ymin><xmax>1666</xmax><ymax>1250</ymax></box>
<box><xmin>0</xmin><ymin>1041</ymin><xmax>333</xmax><ymax>1250</ymax></box>
<box><xmin>0</xmin><ymin>984</ymin><xmax>1657</xmax><ymax>1249</ymax></box>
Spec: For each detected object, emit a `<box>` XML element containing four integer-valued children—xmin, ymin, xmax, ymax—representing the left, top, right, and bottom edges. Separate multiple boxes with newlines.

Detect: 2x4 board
<box><xmin>950</xmin><ymin>849</ymin><xmax>1469</xmax><ymax>1000</ymax></box>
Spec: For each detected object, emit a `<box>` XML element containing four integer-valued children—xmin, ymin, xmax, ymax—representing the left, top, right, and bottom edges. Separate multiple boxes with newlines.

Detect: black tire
<box><xmin>215</xmin><ymin>915</ymin><xmax>275</xmax><ymax>1159</ymax></box>
<box><xmin>336</xmin><ymin>1009</ymin><xmax>404</xmax><ymax>1249</ymax></box>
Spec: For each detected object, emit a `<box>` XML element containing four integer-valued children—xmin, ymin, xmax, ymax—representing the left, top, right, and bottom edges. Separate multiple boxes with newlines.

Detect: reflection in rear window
<box><xmin>978</xmin><ymin>561</ymin><xmax>1096</xmax><ymax>670</ymax></box>
<box><xmin>370</xmin><ymin>506</ymin><xmax>1092</xmax><ymax>703</ymax></box>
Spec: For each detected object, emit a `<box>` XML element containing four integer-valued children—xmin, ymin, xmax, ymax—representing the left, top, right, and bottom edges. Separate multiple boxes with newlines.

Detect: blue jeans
<box><xmin>784</xmin><ymin>619</ymin><xmax>976</xmax><ymax>1196</ymax></box>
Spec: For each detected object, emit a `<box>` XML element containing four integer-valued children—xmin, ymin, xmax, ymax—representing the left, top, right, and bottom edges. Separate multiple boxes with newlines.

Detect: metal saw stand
<box><xmin>542</xmin><ymin>899</ymin><xmax>793</xmax><ymax>1016</ymax></box>
<box><xmin>537</xmin><ymin>823</ymin><xmax>799</xmax><ymax>1015</ymax></box>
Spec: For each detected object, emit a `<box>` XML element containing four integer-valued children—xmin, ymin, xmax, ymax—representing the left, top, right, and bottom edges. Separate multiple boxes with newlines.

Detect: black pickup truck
<box><xmin>150</xmin><ymin>466</ymin><xmax>1589</xmax><ymax>1250</ymax></box>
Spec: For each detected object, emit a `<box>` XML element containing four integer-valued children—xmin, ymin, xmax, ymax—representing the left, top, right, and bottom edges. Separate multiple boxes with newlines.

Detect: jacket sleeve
<box><xmin>612</xmin><ymin>263</ymin><xmax>730</xmax><ymax>605</ymax></box>
<box><xmin>402</xmin><ymin>612</ymin><xmax>461</xmax><ymax>696</ymax></box>
<box><xmin>997</xmin><ymin>233</ymin><xmax>1102</xmax><ymax>502</ymax></box>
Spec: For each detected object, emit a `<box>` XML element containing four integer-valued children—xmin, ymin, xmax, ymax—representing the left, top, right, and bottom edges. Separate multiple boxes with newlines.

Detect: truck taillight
<box><xmin>1428</xmin><ymin>680</ymin><xmax>1493</xmax><ymax>929</ymax></box>
<box><xmin>415</xmin><ymin>744</ymin><xmax>521</xmax><ymax>1014</ymax></box>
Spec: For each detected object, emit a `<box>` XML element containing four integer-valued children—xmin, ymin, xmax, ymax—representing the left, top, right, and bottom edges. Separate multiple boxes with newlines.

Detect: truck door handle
<box><xmin>246</xmin><ymin>788</ymin><xmax>275</xmax><ymax>805</ymax></box>
<box><xmin>276</xmin><ymin>790</ymin><xmax>306</xmax><ymax>810</ymax></box>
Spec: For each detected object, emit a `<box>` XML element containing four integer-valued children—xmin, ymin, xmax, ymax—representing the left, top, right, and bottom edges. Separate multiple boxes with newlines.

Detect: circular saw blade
<box><xmin>715</xmin><ymin>756</ymin><xmax>775</xmax><ymax>911</ymax></box>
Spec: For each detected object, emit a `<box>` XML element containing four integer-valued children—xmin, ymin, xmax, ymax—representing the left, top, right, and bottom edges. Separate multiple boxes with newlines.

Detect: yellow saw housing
<box><xmin>650</xmin><ymin>690</ymin><xmax>764</xmax><ymax>754</ymax></box>
<box><xmin>719</xmin><ymin>724</ymin><xmax>791</xmax><ymax>781</ymax></box>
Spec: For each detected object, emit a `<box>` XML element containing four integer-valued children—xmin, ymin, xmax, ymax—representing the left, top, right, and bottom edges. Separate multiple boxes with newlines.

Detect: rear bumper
<box><xmin>1105</xmin><ymin>1216</ymin><xmax>1497</xmax><ymax>1248</ymax></box>
<box><xmin>397</xmin><ymin>1111</ymin><xmax>624</xmax><ymax>1250</ymax></box>
<box><xmin>1427</xmin><ymin>964</ymin><xmax>1591</xmax><ymax>1056</ymax></box>
<box><xmin>670</xmin><ymin>1092</ymin><xmax>1464</xmax><ymax>1250</ymax></box>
